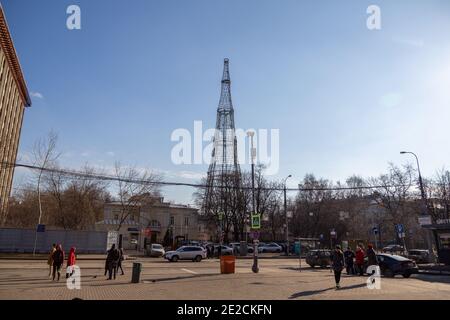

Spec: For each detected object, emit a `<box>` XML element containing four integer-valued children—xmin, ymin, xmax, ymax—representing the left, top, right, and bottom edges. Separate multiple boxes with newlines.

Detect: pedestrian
<box><xmin>117</xmin><ymin>246</ymin><xmax>125</xmax><ymax>276</ymax></box>
<box><xmin>344</xmin><ymin>247</ymin><xmax>355</xmax><ymax>275</ymax></box>
<box><xmin>331</xmin><ymin>245</ymin><xmax>345</xmax><ymax>289</ymax></box>
<box><xmin>47</xmin><ymin>243</ymin><xmax>56</xmax><ymax>277</ymax></box>
<box><xmin>355</xmin><ymin>245</ymin><xmax>365</xmax><ymax>276</ymax></box>
<box><xmin>66</xmin><ymin>247</ymin><xmax>76</xmax><ymax>278</ymax></box>
<box><xmin>211</xmin><ymin>245</ymin><xmax>215</xmax><ymax>258</ymax></box>
<box><xmin>366</xmin><ymin>244</ymin><xmax>378</xmax><ymax>269</ymax></box>
<box><xmin>52</xmin><ymin>244</ymin><xmax>65</xmax><ymax>281</ymax></box>
<box><xmin>106</xmin><ymin>244</ymin><xmax>120</xmax><ymax>280</ymax></box>
<box><xmin>206</xmin><ymin>245</ymin><xmax>211</xmax><ymax>259</ymax></box>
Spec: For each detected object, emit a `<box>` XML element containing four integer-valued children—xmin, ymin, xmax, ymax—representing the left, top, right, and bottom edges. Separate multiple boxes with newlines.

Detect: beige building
<box><xmin>95</xmin><ymin>197</ymin><xmax>201</xmax><ymax>250</ymax></box>
<box><xmin>0</xmin><ymin>6</ymin><xmax>31</xmax><ymax>225</ymax></box>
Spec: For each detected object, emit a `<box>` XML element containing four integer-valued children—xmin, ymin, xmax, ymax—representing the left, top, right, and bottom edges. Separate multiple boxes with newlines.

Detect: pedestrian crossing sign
<box><xmin>251</xmin><ymin>213</ymin><xmax>261</xmax><ymax>229</ymax></box>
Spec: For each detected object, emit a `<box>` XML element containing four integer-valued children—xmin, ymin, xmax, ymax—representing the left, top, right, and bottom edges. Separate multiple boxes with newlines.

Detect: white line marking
<box><xmin>181</xmin><ymin>268</ymin><xmax>198</xmax><ymax>274</ymax></box>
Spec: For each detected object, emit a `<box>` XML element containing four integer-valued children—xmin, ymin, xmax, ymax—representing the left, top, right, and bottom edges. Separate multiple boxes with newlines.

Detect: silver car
<box><xmin>147</xmin><ymin>243</ymin><xmax>165</xmax><ymax>257</ymax></box>
<box><xmin>260</xmin><ymin>242</ymin><xmax>282</xmax><ymax>253</ymax></box>
<box><xmin>164</xmin><ymin>246</ymin><xmax>206</xmax><ymax>262</ymax></box>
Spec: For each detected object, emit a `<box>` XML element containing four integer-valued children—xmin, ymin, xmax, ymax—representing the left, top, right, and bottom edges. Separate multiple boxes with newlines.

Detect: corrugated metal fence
<box><xmin>0</xmin><ymin>228</ymin><xmax>108</xmax><ymax>253</ymax></box>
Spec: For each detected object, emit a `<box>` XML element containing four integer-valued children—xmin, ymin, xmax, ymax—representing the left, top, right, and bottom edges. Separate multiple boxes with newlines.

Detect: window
<box><xmin>184</xmin><ymin>216</ymin><xmax>189</xmax><ymax>226</ymax></box>
<box><xmin>114</xmin><ymin>214</ymin><xmax>119</xmax><ymax>220</ymax></box>
<box><xmin>170</xmin><ymin>216</ymin><xmax>175</xmax><ymax>226</ymax></box>
<box><xmin>130</xmin><ymin>215</ymin><xmax>135</xmax><ymax>221</ymax></box>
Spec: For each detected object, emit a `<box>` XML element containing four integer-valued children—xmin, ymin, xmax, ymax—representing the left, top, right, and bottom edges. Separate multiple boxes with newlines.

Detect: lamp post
<box><xmin>400</xmin><ymin>151</ymin><xmax>436</xmax><ymax>262</ymax></box>
<box><xmin>247</xmin><ymin>131</ymin><xmax>259</xmax><ymax>273</ymax></box>
<box><xmin>283</xmin><ymin>175</ymin><xmax>292</xmax><ymax>256</ymax></box>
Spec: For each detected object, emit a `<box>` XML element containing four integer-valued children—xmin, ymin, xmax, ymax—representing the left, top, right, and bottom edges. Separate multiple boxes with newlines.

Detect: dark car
<box><xmin>382</xmin><ymin>244</ymin><xmax>405</xmax><ymax>254</ymax></box>
<box><xmin>407</xmin><ymin>249</ymin><xmax>430</xmax><ymax>264</ymax></box>
<box><xmin>306</xmin><ymin>249</ymin><xmax>332</xmax><ymax>268</ymax></box>
<box><xmin>364</xmin><ymin>254</ymin><xmax>418</xmax><ymax>278</ymax></box>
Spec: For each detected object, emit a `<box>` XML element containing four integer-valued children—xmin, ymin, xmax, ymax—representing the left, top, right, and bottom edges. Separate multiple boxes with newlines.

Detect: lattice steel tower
<box><xmin>204</xmin><ymin>58</ymin><xmax>242</xmax><ymax>213</ymax></box>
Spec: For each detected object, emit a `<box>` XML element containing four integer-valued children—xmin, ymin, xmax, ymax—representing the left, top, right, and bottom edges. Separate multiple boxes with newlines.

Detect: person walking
<box><xmin>344</xmin><ymin>247</ymin><xmax>355</xmax><ymax>275</ymax></box>
<box><xmin>210</xmin><ymin>245</ymin><xmax>215</xmax><ymax>258</ymax></box>
<box><xmin>66</xmin><ymin>247</ymin><xmax>76</xmax><ymax>278</ymax></box>
<box><xmin>47</xmin><ymin>244</ymin><xmax>56</xmax><ymax>277</ymax></box>
<box><xmin>117</xmin><ymin>246</ymin><xmax>125</xmax><ymax>276</ymax></box>
<box><xmin>106</xmin><ymin>244</ymin><xmax>120</xmax><ymax>280</ymax></box>
<box><xmin>52</xmin><ymin>244</ymin><xmax>65</xmax><ymax>281</ymax></box>
<box><xmin>355</xmin><ymin>245</ymin><xmax>365</xmax><ymax>276</ymax></box>
<box><xmin>331</xmin><ymin>245</ymin><xmax>345</xmax><ymax>289</ymax></box>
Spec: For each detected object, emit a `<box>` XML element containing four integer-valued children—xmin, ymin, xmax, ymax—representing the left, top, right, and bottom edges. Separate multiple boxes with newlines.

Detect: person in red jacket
<box><xmin>66</xmin><ymin>247</ymin><xmax>76</xmax><ymax>278</ymax></box>
<box><xmin>355</xmin><ymin>245</ymin><xmax>365</xmax><ymax>276</ymax></box>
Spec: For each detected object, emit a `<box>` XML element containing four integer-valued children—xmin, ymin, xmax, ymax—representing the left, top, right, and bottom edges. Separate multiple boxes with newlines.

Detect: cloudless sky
<box><xmin>3</xmin><ymin>0</ymin><xmax>450</xmax><ymax>204</ymax></box>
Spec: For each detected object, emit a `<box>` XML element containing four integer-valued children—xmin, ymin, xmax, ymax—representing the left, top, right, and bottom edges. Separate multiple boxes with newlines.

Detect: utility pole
<box><xmin>247</xmin><ymin>130</ymin><xmax>259</xmax><ymax>273</ymax></box>
<box><xmin>283</xmin><ymin>175</ymin><xmax>292</xmax><ymax>256</ymax></box>
<box><xmin>400</xmin><ymin>151</ymin><xmax>437</xmax><ymax>262</ymax></box>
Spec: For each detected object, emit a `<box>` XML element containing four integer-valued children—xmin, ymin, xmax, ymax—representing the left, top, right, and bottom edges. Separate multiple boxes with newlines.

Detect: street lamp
<box><xmin>400</xmin><ymin>151</ymin><xmax>436</xmax><ymax>262</ymax></box>
<box><xmin>247</xmin><ymin>131</ymin><xmax>259</xmax><ymax>273</ymax></box>
<box><xmin>283</xmin><ymin>175</ymin><xmax>292</xmax><ymax>256</ymax></box>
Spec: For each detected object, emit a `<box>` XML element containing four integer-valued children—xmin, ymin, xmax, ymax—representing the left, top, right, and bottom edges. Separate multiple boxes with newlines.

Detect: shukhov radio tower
<box><xmin>204</xmin><ymin>58</ymin><xmax>242</xmax><ymax>215</ymax></box>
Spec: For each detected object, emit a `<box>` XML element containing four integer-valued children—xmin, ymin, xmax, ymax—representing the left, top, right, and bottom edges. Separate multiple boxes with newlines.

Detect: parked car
<box><xmin>382</xmin><ymin>244</ymin><xmax>405</xmax><ymax>253</ymax></box>
<box><xmin>407</xmin><ymin>249</ymin><xmax>430</xmax><ymax>264</ymax></box>
<box><xmin>146</xmin><ymin>243</ymin><xmax>165</xmax><ymax>257</ymax></box>
<box><xmin>364</xmin><ymin>254</ymin><xmax>418</xmax><ymax>278</ymax></box>
<box><xmin>306</xmin><ymin>249</ymin><xmax>332</xmax><ymax>268</ymax></box>
<box><xmin>214</xmin><ymin>245</ymin><xmax>234</xmax><ymax>256</ymax></box>
<box><xmin>164</xmin><ymin>246</ymin><xmax>206</xmax><ymax>262</ymax></box>
<box><xmin>229</xmin><ymin>242</ymin><xmax>241</xmax><ymax>255</ymax></box>
<box><xmin>260</xmin><ymin>242</ymin><xmax>283</xmax><ymax>253</ymax></box>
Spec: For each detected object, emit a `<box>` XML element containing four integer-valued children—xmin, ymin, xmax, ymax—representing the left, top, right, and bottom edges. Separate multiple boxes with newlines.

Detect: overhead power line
<box><xmin>1</xmin><ymin>161</ymin><xmax>421</xmax><ymax>193</ymax></box>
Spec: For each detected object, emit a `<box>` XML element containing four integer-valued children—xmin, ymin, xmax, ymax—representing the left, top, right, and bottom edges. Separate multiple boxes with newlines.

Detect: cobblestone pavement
<box><xmin>1</xmin><ymin>258</ymin><xmax>449</xmax><ymax>300</ymax></box>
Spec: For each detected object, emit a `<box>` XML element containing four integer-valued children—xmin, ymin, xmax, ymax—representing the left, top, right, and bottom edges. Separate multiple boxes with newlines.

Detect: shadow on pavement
<box><xmin>289</xmin><ymin>287</ymin><xmax>335</xmax><ymax>299</ymax></box>
<box><xmin>289</xmin><ymin>283</ymin><xmax>367</xmax><ymax>299</ymax></box>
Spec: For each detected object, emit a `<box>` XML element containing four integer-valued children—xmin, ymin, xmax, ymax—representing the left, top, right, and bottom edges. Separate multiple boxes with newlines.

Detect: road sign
<box><xmin>372</xmin><ymin>227</ymin><xmax>378</xmax><ymax>235</ymax></box>
<box><xmin>418</xmin><ymin>216</ymin><xmax>432</xmax><ymax>226</ymax></box>
<box><xmin>36</xmin><ymin>224</ymin><xmax>45</xmax><ymax>233</ymax></box>
<box><xmin>330</xmin><ymin>230</ymin><xmax>337</xmax><ymax>238</ymax></box>
<box><xmin>395</xmin><ymin>224</ymin><xmax>404</xmax><ymax>234</ymax></box>
<box><xmin>251</xmin><ymin>213</ymin><xmax>261</xmax><ymax>229</ymax></box>
<box><xmin>319</xmin><ymin>234</ymin><xmax>324</xmax><ymax>240</ymax></box>
<box><xmin>250</xmin><ymin>231</ymin><xmax>260</xmax><ymax>239</ymax></box>
<box><xmin>107</xmin><ymin>231</ymin><xmax>119</xmax><ymax>250</ymax></box>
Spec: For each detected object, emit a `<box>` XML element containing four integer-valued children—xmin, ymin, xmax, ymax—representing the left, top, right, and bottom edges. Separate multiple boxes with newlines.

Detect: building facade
<box><xmin>95</xmin><ymin>197</ymin><xmax>203</xmax><ymax>250</ymax></box>
<box><xmin>0</xmin><ymin>6</ymin><xmax>31</xmax><ymax>225</ymax></box>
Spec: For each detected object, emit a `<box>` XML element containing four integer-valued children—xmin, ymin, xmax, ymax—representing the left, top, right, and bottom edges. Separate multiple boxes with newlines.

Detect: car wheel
<box><xmin>309</xmin><ymin>264</ymin><xmax>315</xmax><ymax>268</ymax></box>
<box><xmin>194</xmin><ymin>255</ymin><xmax>202</xmax><ymax>262</ymax></box>
<box><xmin>383</xmin><ymin>268</ymin><xmax>394</xmax><ymax>278</ymax></box>
<box><xmin>402</xmin><ymin>272</ymin><xmax>411</xmax><ymax>278</ymax></box>
<box><xmin>171</xmin><ymin>255</ymin><xmax>179</xmax><ymax>262</ymax></box>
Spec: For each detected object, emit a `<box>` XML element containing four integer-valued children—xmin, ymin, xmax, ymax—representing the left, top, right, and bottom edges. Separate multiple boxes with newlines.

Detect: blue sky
<box><xmin>3</xmin><ymin>0</ymin><xmax>450</xmax><ymax>204</ymax></box>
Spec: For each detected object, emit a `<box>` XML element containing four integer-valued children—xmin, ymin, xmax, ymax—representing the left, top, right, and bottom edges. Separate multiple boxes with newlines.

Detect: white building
<box><xmin>95</xmin><ymin>196</ymin><xmax>201</xmax><ymax>250</ymax></box>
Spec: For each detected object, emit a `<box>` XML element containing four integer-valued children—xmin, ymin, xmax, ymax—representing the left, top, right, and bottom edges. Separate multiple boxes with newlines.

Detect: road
<box><xmin>0</xmin><ymin>257</ymin><xmax>449</xmax><ymax>300</ymax></box>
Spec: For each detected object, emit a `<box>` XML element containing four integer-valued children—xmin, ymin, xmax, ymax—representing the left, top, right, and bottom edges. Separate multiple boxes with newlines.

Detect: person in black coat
<box><xmin>366</xmin><ymin>244</ymin><xmax>378</xmax><ymax>268</ymax></box>
<box><xmin>331</xmin><ymin>245</ymin><xmax>345</xmax><ymax>289</ymax></box>
<box><xmin>106</xmin><ymin>244</ymin><xmax>120</xmax><ymax>280</ymax></box>
<box><xmin>344</xmin><ymin>247</ymin><xmax>355</xmax><ymax>275</ymax></box>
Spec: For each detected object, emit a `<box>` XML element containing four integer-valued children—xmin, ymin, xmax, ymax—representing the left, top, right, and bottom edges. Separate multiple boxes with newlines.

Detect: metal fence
<box><xmin>0</xmin><ymin>228</ymin><xmax>108</xmax><ymax>254</ymax></box>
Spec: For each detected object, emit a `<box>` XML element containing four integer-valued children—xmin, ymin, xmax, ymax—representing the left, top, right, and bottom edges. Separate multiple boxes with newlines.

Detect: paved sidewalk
<box><xmin>1</xmin><ymin>258</ymin><xmax>450</xmax><ymax>300</ymax></box>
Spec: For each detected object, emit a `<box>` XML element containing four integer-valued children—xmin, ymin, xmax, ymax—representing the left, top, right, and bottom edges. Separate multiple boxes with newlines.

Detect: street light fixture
<box><xmin>400</xmin><ymin>151</ymin><xmax>436</xmax><ymax>262</ymax></box>
<box><xmin>283</xmin><ymin>174</ymin><xmax>292</xmax><ymax>256</ymax></box>
<box><xmin>247</xmin><ymin>130</ymin><xmax>259</xmax><ymax>273</ymax></box>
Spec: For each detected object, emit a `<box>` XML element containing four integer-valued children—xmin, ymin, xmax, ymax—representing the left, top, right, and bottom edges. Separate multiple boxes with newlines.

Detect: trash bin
<box><xmin>220</xmin><ymin>255</ymin><xmax>236</xmax><ymax>274</ymax></box>
<box><xmin>131</xmin><ymin>262</ymin><xmax>142</xmax><ymax>283</ymax></box>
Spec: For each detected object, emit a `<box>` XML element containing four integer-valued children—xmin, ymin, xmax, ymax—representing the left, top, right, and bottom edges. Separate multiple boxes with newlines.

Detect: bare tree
<box><xmin>31</xmin><ymin>131</ymin><xmax>60</xmax><ymax>254</ymax></box>
<box><xmin>113</xmin><ymin>162</ymin><xmax>162</xmax><ymax>232</ymax></box>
